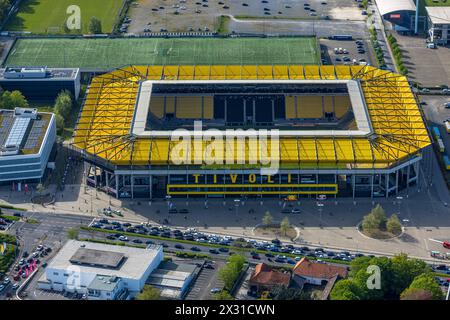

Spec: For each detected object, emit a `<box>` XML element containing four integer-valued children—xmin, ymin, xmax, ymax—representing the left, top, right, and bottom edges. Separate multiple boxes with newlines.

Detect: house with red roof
<box><xmin>292</xmin><ymin>257</ymin><xmax>348</xmax><ymax>286</ymax></box>
<box><xmin>248</xmin><ymin>263</ymin><xmax>291</xmax><ymax>294</ymax></box>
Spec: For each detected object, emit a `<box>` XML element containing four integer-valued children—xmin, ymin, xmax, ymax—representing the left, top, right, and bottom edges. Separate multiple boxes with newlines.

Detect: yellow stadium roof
<box><xmin>72</xmin><ymin>65</ymin><xmax>430</xmax><ymax>170</ymax></box>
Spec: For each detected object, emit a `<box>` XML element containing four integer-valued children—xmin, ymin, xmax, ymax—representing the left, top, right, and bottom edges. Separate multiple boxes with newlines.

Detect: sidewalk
<box><xmin>1</xmin><ymin>173</ymin><xmax>449</xmax><ymax>263</ymax></box>
<box><xmin>369</xmin><ymin>2</ymin><xmax>397</xmax><ymax>72</ymax></box>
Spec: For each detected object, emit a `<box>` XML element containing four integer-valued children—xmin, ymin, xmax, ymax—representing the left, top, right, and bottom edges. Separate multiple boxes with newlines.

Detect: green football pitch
<box><xmin>5</xmin><ymin>0</ymin><xmax>123</xmax><ymax>34</ymax></box>
<box><xmin>5</xmin><ymin>37</ymin><xmax>320</xmax><ymax>69</ymax></box>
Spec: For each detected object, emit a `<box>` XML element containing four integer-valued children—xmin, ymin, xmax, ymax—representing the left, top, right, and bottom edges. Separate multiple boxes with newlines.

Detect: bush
<box><xmin>386</xmin><ymin>214</ymin><xmax>402</xmax><ymax>235</ymax></box>
<box><xmin>89</xmin><ymin>17</ymin><xmax>102</xmax><ymax>34</ymax></box>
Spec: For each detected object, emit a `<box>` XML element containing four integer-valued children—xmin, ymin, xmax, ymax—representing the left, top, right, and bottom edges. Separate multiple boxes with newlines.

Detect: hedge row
<box><xmin>387</xmin><ymin>34</ymin><xmax>408</xmax><ymax>75</ymax></box>
<box><xmin>369</xmin><ymin>27</ymin><xmax>386</xmax><ymax>68</ymax></box>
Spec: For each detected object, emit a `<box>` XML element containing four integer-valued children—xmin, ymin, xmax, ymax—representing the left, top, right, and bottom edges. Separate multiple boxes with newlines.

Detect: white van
<box><xmin>427</xmin><ymin>43</ymin><xmax>436</xmax><ymax>49</ymax></box>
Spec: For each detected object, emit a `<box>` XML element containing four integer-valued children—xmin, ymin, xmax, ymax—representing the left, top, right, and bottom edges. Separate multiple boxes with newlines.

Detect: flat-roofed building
<box><xmin>38</xmin><ymin>240</ymin><xmax>164</xmax><ymax>299</ymax></box>
<box><xmin>0</xmin><ymin>107</ymin><xmax>56</xmax><ymax>184</ymax></box>
<box><xmin>426</xmin><ymin>6</ymin><xmax>450</xmax><ymax>44</ymax></box>
<box><xmin>0</xmin><ymin>66</ymin><xmax>81</xmax><ymax>101</ymax></box>
<box><xmin>146</xmin><ymin>261</ymin><xmax>198</xmax><ymax>299</ymax></box>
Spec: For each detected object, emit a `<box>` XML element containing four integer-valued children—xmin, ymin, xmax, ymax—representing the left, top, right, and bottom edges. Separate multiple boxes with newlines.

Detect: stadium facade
<box><xmin>72</xmin><ymin>65</ymin><xmax>430</xmax><ymax>199</ymax></box>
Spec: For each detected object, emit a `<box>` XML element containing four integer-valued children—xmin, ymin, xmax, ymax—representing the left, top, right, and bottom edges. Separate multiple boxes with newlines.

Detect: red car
<box><xmin>443</xmin><ymin>241</ymin><xmax>450</xmax><ymax>249</ymax></box>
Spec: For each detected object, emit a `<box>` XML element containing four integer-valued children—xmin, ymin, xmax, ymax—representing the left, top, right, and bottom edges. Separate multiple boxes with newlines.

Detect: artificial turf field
<box><xmin>5</xmin><ymin>0</ymin><xmax>123</xmax><ymax>34</ymax></box>
<box><xmin>5</xmin><ymin>37</ymin><xmax>320</xmax><ymax>69</ymax></box>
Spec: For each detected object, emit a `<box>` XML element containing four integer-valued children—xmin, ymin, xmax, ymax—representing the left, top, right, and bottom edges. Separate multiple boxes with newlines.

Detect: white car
<box><xmin>118</xmin><ymin>236</ymin><xmax>128</xmax><ymax>241</ymax></box>
<box><xmin>12</xmin><ymin>283</ymin><xmax>19</xmax><ymax>290</ymax></box>
<box><xmin>444</xmin><ymin>102</ymin><xmax>450</xmax><ymax>108</ymax></box>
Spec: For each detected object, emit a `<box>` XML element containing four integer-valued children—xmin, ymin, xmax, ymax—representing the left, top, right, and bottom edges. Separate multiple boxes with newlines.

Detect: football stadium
<box><xmin>72</xmin><ymin>65</ymin><xmax>430</xmax><ymax>199</ymax></box>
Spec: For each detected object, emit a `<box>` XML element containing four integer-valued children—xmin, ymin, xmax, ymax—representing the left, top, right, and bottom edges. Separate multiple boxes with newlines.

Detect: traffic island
<box><xmin>356</xmin><ymin>204</ymin><xmax>404</xmax><ymax>240</ymax></box>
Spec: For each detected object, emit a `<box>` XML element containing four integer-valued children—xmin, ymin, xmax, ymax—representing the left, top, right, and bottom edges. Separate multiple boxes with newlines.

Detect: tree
<box><xmin>228</xmin><ymin>254</ymin><xmax>246</xmax><ymax>271</ymax></box>
<box><xmin>0</xmin><ymin>90</ymin><xmax>29</xmax><ymax>110</ymax></box>
<box><xmin>386</xmin><ymin>214</ymin><xmax>402</xmax><ymax>235</ymax></box>
<box><xmin>362</xmin><ymin>204</ymin><xmax>387</xmax><ymax>232</ymax></box>
<box><xmin>55</xmin><ymin>113</ymin><xmax>65</xmax><ymax>135</ymax></box>
<box><xmin>54</xmin><ymin>90</ymin><xmax>73</xmax><ymax>120</ymax></box>
<box><xmin>400</xmin><ymin>288</ymin><xmax>434</xmax><ymax>300</ymax></box>
<box><xmin>280</xmin><ymin>217</ymin><xmax>290</xmax><ymax>236</ymax></box>
<box><xmin>218</xmin><ymin>265</ymin><xmax>239</xmax><ymax>291</ymax></box>
<box><xmin>36</xmin><ymin>183</ymin><xmax>45</xmax><ymax>195</ymax></box>
<box><xmin>67</xmin><ymin>227</ymin><xmax>79</xmax><ymax>240</ymax></box>
<box><xmin>400</xmin><ymin>273</ymin><xmax>444</xmax><ymax>300</ymax></box>
<box><xmin>89</xmin><ymin>17</ymin><xmax>102</xmax><ymax>34</ymax></box>
<box><xmin>219</xmin><ymin>254</ymin><xmax>246</xmax><ymax>291</ymax></box>
<box><xmin>271</xmin><ymin>286</ymin><xmax>302</xmax><ymax>300</ymax></box>
<box><xmin>213</xmin><ymin>290</ymin><xmax>234</xmax><ymax>300</ymax></box>
<box><xmin>136</xmin><ymin>285</ymin><xmax>161</xmax><ymax>300</ymax></box>
<box><xmin>330</xmin><ymin>279</ymin><xmax>363</xmax><ymax>300</ymax></box>
<box><xmin>262</xmin><ymin>211</ymin><xmax>273</xmax><ymax>226</ymax></box>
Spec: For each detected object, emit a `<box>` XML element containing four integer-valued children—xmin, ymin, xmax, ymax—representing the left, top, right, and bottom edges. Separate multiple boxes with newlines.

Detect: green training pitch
<box><xmin>5</xmin><ymin>37</ymin><xmax>320</xmax><ymax>69</ymax></box>
<box><xmin>5</xmin><ymin>0</ymin><xmax>123</xmax><ymax>34</ymax></box>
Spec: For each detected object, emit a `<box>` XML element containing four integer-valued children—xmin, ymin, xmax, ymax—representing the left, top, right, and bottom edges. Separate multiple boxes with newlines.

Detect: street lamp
<box><xmin>396</xmin><ymin>196</ymin><xmax>403</xmax><ymax>215</ymax></box>
<box><xmin>317</xmin><ymin>202</ymin><xmax>324</xmax><ymax>223</ymax></box>
<box><xmin>234</xmin><ymin>199</ymin><xmax>240</xmax><ymax>220</ymax></box>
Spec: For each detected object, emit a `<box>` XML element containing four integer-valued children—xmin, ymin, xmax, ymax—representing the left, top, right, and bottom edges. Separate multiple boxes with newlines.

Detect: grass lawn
<box><xmin>5</xmin><ymin>0</ymin><xmax>124</xmax><ymax>34</ymax></box>
<box><xmin>424</xmin><ymin>0</ymin><xmax>450</xmax><ymax>6</ymax></box>
<box><xmin>5</xmin><ymin>37</ymin><xmax>319</xmax><ymax>69</ymax></box>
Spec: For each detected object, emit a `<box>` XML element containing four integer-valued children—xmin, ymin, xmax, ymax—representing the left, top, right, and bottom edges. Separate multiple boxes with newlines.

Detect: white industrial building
<box><xmin>426</xmin><ymin>6</ymin><xmax>450</xmax><ymax>44</ymax></box>
<box><xmin>38</xmin><ymin>240</ymin><xmax>163</xmax><ymax>299</ymax></box>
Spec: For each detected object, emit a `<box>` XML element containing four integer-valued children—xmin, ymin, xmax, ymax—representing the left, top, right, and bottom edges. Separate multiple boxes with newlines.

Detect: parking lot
<box><xmin>393</xmin><ymin>34</ymin><xmax>450</xmax><ymax>87</ymax></box>
<box><xmin>0</xmin><ymin>216</ymin><xmax>16</xmax><ymax>232</ymax></box>
<box><xmin>127</xmin><ymin>0</ymin><xmax>365</xmax><ymax>34</ymax></box>
<box><xmin>320</xmin><ymin>38</ymin><xmax>373</xmax><ymax>66</ymax></box>
<box><xmin>185</xmin><ymin>260</ymin><xmax>225</xmax><ymax>300</ymax></box>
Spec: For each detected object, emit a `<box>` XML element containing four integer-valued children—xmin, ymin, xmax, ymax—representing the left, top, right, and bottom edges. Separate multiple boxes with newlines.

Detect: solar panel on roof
<box><xmin>4</xmin><ymin>117</ymin><xmax>31</xmax><ymax>148</ymax></box>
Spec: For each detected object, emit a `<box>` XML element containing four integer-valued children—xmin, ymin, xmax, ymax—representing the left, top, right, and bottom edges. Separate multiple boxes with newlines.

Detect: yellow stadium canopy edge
<box><xmin>72</xmin><ymin>65</ymin><xmax>431</xmax><ymax>169</ymax></box>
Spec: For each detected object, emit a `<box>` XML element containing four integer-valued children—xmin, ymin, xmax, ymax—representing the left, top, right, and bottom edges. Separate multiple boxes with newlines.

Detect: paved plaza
<box><xmin>1</xmin><ymin>144</ymin><xmax>449</xmax><ymax>264</ymax></box>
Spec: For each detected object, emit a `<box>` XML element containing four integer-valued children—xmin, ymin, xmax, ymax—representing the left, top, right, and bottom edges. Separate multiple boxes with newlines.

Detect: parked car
<box><xmin>174</xmin><ymin>244</ymin><xmax>184</xmax><ymax>250</ymax></box>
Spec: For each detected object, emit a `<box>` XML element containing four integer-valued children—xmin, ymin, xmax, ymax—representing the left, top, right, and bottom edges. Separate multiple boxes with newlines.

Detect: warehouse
<box><xmin>72</xmin><ymin>65</ymin><xmax>430</xmax><ymax>199</ymax></box>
